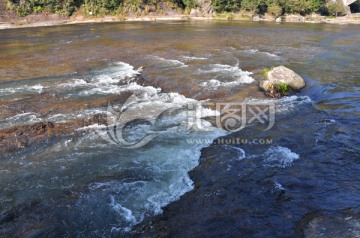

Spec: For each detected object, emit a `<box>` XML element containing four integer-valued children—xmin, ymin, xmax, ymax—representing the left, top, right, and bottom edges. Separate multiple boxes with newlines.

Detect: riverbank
<box><xmin>0</xmin><ymin>15</ymin><xmax>189</xmax><ymax>29</ymax></box>
<box><xmin>1</xmin><ymin>13</ymin><xmax>360</xmax><ymax>30</ymax></box>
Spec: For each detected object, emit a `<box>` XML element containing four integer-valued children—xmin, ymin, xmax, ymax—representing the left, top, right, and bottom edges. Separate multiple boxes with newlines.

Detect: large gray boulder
<box><xmin>260</xmin><ymin>66</ymin><xmax>306</xmax><ymax>97</ymax></box>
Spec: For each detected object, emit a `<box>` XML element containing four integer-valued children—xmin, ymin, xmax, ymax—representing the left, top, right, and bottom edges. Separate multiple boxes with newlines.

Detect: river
<box><xmin>0</xmin><ymin>21</ymin><xmax>359</xmax><ymax>237</ymax></box>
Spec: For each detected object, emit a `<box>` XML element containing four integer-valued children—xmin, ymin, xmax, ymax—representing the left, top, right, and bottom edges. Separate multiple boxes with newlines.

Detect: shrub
<box><xmin>278</xmin><ymin>82</ymin><xmax>289</xmax><ymax>95</ymax></box>
<box><xmin>261</xmin><ymin>67</ymin><xmax>273</xmax><ymax>77</ymax></box>
<box><xmin>327</xmin><ymin>0</ymin><xmax>346</xmax><ymax>16</ymax></box>
<box><xmin>241</xmin><ymin>0</ymin><xmax>260</xmax><ymax>12</ymax></box>
<box><xmin>267</xmin><ymin>3</ymin><xmax>282</xmax><ymax>16</ymax></box>
<box><xmin>6</xmin><ymin>0</ymin><xmax>331</xmax><ymax>17</ymax></box>
<box><xmin>279</xmin><ymin>0</ymin><xmax>326</xmax><ymax>14</ymax></box>
<box><xmin>9</xmin><ymin>0</ymin><xmax>83</xmax><ymax>16</ymax></box>
<box><xmin>183</xmin><ymin>0</ymin><xmax>198</xmax><ymax>9</ymax></box>
<box><xmin>212</xmin><ymin>0</ymin><xmax>241</xmax><ymax>12</ymax></box>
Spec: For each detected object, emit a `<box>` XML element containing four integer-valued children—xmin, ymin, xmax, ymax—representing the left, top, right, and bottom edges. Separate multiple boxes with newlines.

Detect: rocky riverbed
<box><xmin>0</xmin><ymin>21</ymin><xmax>359</xmax><ymax>237</ymax></box>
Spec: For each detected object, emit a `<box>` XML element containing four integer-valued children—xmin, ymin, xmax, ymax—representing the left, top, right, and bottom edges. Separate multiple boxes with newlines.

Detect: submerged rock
<box><xmin>260</xmin><ymin>66</ymin><xmax>306</xmax><ymax>98</ymax></box>
<box><xmin>0</xmin><ymin>113</ymin><xmax>108</xmax><ymax>153</ymax></box>
<box><xmin>297</xmin><ymin>211</ymin><xmax>360</xmax><ymax>238</ymax></box>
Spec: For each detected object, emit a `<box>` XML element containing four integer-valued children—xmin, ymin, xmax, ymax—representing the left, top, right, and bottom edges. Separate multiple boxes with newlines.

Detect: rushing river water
<box><xmin>0</xmin><ymin>21</ymin><xmax>359</xmax><ymax>237</ymax></box>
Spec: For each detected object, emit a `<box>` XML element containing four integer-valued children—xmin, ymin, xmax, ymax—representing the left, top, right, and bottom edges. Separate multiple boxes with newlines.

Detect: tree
<box><xmin>241</xmin><ymin>0</ymin><xmax>261</xmax><ymax>12</ymax></box>
<box><xmin>327</xmin><ymin>0</ymin><xmax>346</xmax><ymax>16</ymax></box>
<box><xmin>102</xmin><ymin>0</ymin><xmax>122</xmax><ymax>11</ymax></box>
<box><xmin>278</xmin><ymin>0</ymin><xmax>326</xmax><ymax>14</ymax></box>
<box><xmin>267</xmin><ymin>3</ymin><xmax>282</xmax><ymax>16</ymax></box>
<box><xmin>183</xmin><ymin>0</ymin><xmax>198</xmax><ymax>9</ymax></box>
<box><xmin>212</xmin><ymin>0</ymin><xmax>241</xmax><ymax>12</ymax></box>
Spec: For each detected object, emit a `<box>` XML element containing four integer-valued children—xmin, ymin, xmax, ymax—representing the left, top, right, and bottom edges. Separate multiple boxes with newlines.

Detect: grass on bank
<box><xmin>261</xmin><ymin>67</ymin><xmax>274</xmax><ymax>77</ymax></box>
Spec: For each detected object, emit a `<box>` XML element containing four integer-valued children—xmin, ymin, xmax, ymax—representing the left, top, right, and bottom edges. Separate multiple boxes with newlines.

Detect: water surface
<box><xmin>0</xmin><ymin>21</ymin><xmax>359</xmax><ymax>237</ymax></box>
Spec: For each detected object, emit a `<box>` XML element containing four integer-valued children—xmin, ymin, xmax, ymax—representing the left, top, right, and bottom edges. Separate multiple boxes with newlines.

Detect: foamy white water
<box><xmin>244</xmin><ymin>95</ymin><xmax>313</xmax><ymax>113</ymax></box>
<box><xmin>181</xmin><ymin>56</ymin><xmax>208</xmax><ymax>60</ymax></box>
<box><xmin>0</xmin><ymin>60</ymin><xmax>310</xmax><ymax>236</ymax></box>
<box><xmin>198</xmin><ymin>63</ymin><xmax>255</xmax><ymax>89</ymax></box>
<box><xmin>0</xmin><ymin>84</ymin><xmax>44</xmax><ymax>97</ymax></box>
<box><xmin>150</xmin><ymin>56</ymin><xmax>188</xmax><ymax>68</ymax></box>
<box><xmin>263</xmin><ymin>146</ymin><xmax>300</xmax><ymax>168</ymax></box>
<box><xmin>23</xmin><ymin>61</ymin><xmax>224</xmax><ymax>234</ymax></box>
<box><xmin>0</xmin><ymin>112</ymin><xmax>42</xmax><ymax>130</ymax></box>
<box><xmin>242</xmin><ymin>49</ymin><xmax>280</xmax><ymax>58</ymax></box>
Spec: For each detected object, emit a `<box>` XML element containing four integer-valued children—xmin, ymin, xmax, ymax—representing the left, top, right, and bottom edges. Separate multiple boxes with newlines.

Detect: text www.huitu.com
<box><xmin>186</xmin><ymin>137</ymin><xmax>273</xmax><ymax>145</ymax></box>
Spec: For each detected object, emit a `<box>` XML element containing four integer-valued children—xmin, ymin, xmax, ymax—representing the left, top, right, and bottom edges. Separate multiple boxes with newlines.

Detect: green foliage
<box><xmin>167</xmin><ymin>0</ymin><xmax>197</xmax><ymax>10</ymax></box>
<box><xmin>83</xmin><ymin>0</ymin><xmax>122</xmax><ymax>15</ymax></box>
<box><xmin>33</xmin><ymin>5</ymin><xmax>43</xmax><ymax>13</ymax></box>
<box><xmin>9</xmin><ymin>0</ymin><xmax>82</xmax><ymax>16</ymax></box>
<box><xmin>183</xmin><ymin>0</ymin><xmax>198</xmax><ymax>9</ymax></box>
<box><xmin>327</xmin><ymin>0</ymin><xmax>346</xmax><ymax>16</ymax></box>
<box><xmin>308</xmin><ymin>0</ymin><xmax>326</xmax><ymax>13</ymax></box>
<box><xmin>103</xmin><ymin>0</ymin><xmax>122</xmax><ymax>10</ymax></box>
<box><xmin>6</xmin><ymin>0</ymin><xmax>335</xmax><ymax>17</ymax></box>
<box><xmin>214</xmin><ymin>12</ymin><xmax>234</xmax><ymax>19</ymax></box>
<box><xmin>118</xmin><ymin>0</ymin><xmax>139</xmax><ymax>14</ymax></box>
<box><xmin>241</xmin><ymin>0</ymin><xmax>261</xmax><ymax>12</ymax></box>
<box><xmin>235</xmin><ymin>0</ymin><xmax>327</xmax><ymax>15</ymax></box>
<box><xmin>267</xmin><ymin>3</ymin><xmax>282</xmax><ymax>16</ymax></box>
<box><xmin>278</xmin><ymin>82</ymin><xmax>289</xmax><ymax>95</ymax></box>
<box><xmin>261</xmin><ymin>67</ymin><xmax>273</xmax><ymax>77</ymax></box>
<box><xmin>6</xmin><ymin>0</ymin><xmax>14</xmax><ymax>10</ymax></box>
<box><xmin>212</xmin><ymin>0</ymin><xmax>241</xmax><ymax>12</ymax></box>
<box><xmin>280</xmin><ymin>0</ymin><xmax>325</xmax><ymax>14</ymax></box>
<box><xmin>169</xmin><ymin>0</ymin><xmax>185</xmax><ymax>8</ymax></box>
